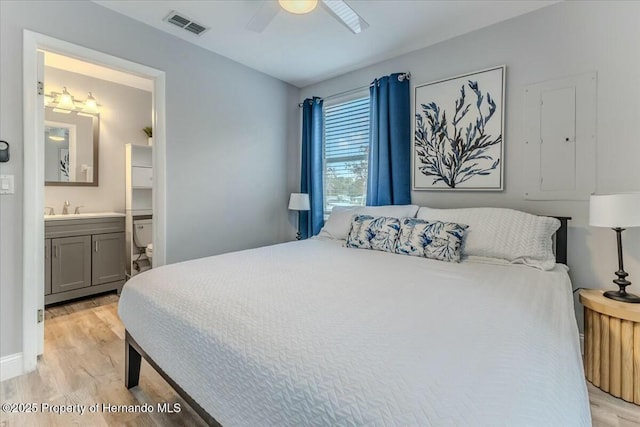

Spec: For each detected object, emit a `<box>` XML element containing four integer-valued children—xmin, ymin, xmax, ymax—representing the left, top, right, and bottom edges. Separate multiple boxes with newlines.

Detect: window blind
<box><xmin>324</xmin><ymin>96</ymin><xmax>369</xmax><ymax>213</ymax></box>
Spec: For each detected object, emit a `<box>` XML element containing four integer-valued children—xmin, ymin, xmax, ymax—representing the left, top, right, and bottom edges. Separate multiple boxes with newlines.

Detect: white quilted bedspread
<box><xmin>119</xmin><ymin>238</ymin><xmax>591</xmax><ymax>427</ymax></box>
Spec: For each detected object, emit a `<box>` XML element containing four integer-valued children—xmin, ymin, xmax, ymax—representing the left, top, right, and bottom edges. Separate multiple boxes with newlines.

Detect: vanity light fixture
<box><xmin>82</xmin><ymin>92</ymin><xmax>98</xmax><ymax>114</ymax></box>
<box><xmin>47</xmin><ymin>87</ymin><xmax>100</xmax><ymax>115</ymax></box>
<box><xmin>58</xmin><ymin>87</ymin><xmax>75</xmax><ymax>110</ymax></box>
<box><xmin>50</xmin><ymin>86</ymin><xmax>74</xmax><ymax>114</ymax></box>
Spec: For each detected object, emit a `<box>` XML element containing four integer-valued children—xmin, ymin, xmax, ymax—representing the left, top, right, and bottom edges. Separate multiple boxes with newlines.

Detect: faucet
<box><xmin>74</xmin><ymin>206</ymin><xmax>84</xmax><ymax>214</ymax></box>
<box><xmin>45</xmin><ymin>206</ymin><xmax>55</xmax><ymax>215</ymax></box>
<box><xmin>62</xmin><ymin>200</ymin><xmax>70</xmax><ymax>215</ymax></box>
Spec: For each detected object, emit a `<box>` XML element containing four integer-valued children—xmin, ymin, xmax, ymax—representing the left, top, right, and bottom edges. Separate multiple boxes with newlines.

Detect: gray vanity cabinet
<box><xmin>92</xmin><ymin>233</ymin><xmax>126</xmax><ymax>285</ymax></box>
<box><xmin>45</xmin><ymin>217</ymin><xmax>126</xmax><ymax>305</ymax></box>
<box><xmin>51</xmin><ymin>235</ymin><xmax>92</xmax><ymax>294</ymax></box>
<box><xmin>45</xmin><ymin>239</ymin><xmax>52</xmax><ymax>295</ymax></box>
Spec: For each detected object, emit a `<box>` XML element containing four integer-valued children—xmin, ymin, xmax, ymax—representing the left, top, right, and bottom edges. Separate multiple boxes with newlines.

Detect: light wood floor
<box><xmin>1</xmin><ymin>295</ymin><xmax>639</xmax><ymax>426</ymax></box>
<box><xmin>1</xmin><ymin>294</ymin><xmax>206</xmax><ymax>427</ymax></box>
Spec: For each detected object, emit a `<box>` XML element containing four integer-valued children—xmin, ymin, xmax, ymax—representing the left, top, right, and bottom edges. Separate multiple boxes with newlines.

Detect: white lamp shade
<box><xmin>288</xmin><ymin>193</ymin><xmax>310</xmax><ymax>211</ymax></box>
<box><xmin>589</xmin><ymin>193</ymin><xmax>640</xmax><ymax>228</ymax></box>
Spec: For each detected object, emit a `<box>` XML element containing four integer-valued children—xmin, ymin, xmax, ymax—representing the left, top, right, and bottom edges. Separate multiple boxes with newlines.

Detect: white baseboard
<box><xmin>579</xmin><ymin>333</ymin><xmax>584</xmax><ymax>356</ymax></box>
<box><xmin>0</xmin><ymin>353</ymin><xmax>23</xmax><ymax>382</ymax></box>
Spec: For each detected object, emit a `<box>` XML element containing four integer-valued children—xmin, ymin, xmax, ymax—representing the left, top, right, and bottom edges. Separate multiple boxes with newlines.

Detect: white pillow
<box><xmin>416</xmin><ymin>207</ymin><xmax>560</xmax><ymax>270</ymax></box>
<box><xmin>319</xmin><ymin>205</ymin><xmax>419</xmax><ymax>240</ymax></box>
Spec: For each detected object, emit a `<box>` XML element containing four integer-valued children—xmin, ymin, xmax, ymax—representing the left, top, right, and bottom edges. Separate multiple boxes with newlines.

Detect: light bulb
<box><xmin>83</xmin><ymin>92</ymin><xmax>98</xmax><ymax>114</ymax></box>
<box><xmin>57</xmin><ymin>87</ymin><xmax>75</xmax><ymax>110</ymax></box>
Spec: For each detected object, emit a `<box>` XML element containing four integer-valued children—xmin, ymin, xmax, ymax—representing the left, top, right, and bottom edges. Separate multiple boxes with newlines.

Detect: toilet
<box><xmin>133</xmin><ymin>218</ymin><xmax>153</xmax><ymax>265</ymax></box>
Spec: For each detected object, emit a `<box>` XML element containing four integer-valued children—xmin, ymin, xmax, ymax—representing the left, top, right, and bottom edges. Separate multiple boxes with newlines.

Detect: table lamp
<box><xmin>288</xmin><ymin>193</ymin><xmax>310</xmax><ymax>240</ymax></box>
<box><xmin>589</xmin><ymin>193</ymin><xmax>640</xmax><ymax>303</ymax></box>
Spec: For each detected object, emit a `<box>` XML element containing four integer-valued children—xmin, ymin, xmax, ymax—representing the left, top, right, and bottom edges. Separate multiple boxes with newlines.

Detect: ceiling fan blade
<box><xmin>321</xmin><ymin>0</ymin><xmax>369</xmax><ymax>34</ymax></box>
<box><xmin>246</xmin><ymin>1</ymin><xmax>280</xmax><ymax>33</ymax></box>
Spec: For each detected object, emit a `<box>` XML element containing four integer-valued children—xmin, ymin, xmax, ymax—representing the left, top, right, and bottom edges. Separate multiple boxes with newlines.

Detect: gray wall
<box><xmin>300</xmin><ymin>1</ymin><xmax>640</xmax><ymax>330</ymax></box>
<box><xmin>44</xmin><ymin>67</ymin><xmax>152</xmax><ymax>213</ymax></box>
<box><xmin>0</xmin><ymin>1</ymin><xmax>299</xmax><ymax>358</ymax></box>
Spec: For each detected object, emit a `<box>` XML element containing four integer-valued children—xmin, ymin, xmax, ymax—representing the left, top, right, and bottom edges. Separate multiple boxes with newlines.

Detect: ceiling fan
<box><xmin>247</xmin><ymin>0</ymin><xmax>369</xmax><ymax>34</ymax></box>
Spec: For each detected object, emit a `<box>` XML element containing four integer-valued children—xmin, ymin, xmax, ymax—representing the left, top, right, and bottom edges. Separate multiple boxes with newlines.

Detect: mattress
<box><xmin>119</xmin><ymin>238</ymin><xmax>591</xmax><ymax>426</ymax></box>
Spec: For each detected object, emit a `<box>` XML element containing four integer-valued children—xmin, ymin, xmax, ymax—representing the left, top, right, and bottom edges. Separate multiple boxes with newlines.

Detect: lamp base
<box><xmin>603</xmin><ymin>290</ymin><xmax>640</xmax><ymax>303</ymax></box>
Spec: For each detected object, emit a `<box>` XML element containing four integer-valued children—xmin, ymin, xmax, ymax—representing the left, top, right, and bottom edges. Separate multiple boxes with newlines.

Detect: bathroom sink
<box><xmin>45</xmin><ymin>212</ymin><xmax>126</xmax><ymax>221</ymax></box>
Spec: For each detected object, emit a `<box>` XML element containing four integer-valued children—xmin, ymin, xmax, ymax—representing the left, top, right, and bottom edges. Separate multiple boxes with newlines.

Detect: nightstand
<box><xmin>580</xmin><ymin>289</ymin><xmax>640</xmax><ymax>404</ymax></box>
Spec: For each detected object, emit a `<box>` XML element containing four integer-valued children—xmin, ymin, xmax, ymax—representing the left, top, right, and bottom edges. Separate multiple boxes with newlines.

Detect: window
<box><xmin>323</xmin><ymin>96</ymin><xmax>369</xmax><ymax>215</ymax></box>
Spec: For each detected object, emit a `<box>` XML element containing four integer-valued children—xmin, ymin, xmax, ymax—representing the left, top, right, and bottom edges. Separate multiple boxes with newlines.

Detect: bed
<box><xmin>119</xmin><ymin>210</ymin><xmax>590</xmax><ymax>426</ymax></box>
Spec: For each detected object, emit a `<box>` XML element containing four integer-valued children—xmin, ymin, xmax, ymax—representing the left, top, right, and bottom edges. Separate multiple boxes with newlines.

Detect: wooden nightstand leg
<box><xmin>600</xmin><ymin>314</ymin><xmax>610</xmax><ymax>393</ymax></box>
<box><xmin>610</xmin><ymin>317</ymin><xmax>621</xmax><ymax>397</ymax></box>
<box><xmin>620</xmin><ymin>320</ymin><xmax>633</xmax><ymax>402</ymax></box>
<box><xmin>585</xmin><ymin>308</ymin><xmax>593</xmax><ymax>381</ymax></box>
<box><xmin>634</xmin><ymin>323</ymin><xmax>640</xmax><ymax>405</ymax></box>
<box><xmin>593</xmin><ymin>312</ymin><xmax>601</xmax><ymax>387</ymax></box>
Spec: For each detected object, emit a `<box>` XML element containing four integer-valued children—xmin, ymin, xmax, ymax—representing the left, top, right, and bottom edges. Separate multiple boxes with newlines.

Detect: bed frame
<box><xmin>553</xmin><ymin>216</ymin><xmax>570</xmax><ymax>265</ymax></box>
<box><xmin>125</xmin><ymin>331</ymin><xmax>222</xmax><ymax>426</ymax></box>
<box><xmin>124</xmin><ymin>215</ymin><xmax>571</xmax><ymax>426</ymax></box>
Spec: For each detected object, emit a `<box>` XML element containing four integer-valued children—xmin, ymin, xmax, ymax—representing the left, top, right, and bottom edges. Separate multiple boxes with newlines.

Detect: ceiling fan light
<box><xmin>279</xmin><ymin>0</ymin><xmax>318</xmax><ymax>15</ymax></box>
<box><xmin>47</xmin><ymin>128</ymin><xmax>66</xmax><ymax>142</ymax></box>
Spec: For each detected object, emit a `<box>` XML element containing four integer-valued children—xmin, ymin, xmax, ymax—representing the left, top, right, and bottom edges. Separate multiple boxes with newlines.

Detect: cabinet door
<box><xmin>44</xmin><ymin>239</ymin><xmax>52</xmax><ymax>295</ymax></box>
<box><xmin>51</xmin><ymin>236</ymin><xmax>91</xmax><ymax>294</ymax></box>
<box><xmin>131</xmin><ymin>167</ymin><xmax>152</xmax><ymax>188</ymax></box>
<box><xmin>92</xmin><ymin>232</ymin><xmax>125</xmax><ymax>286</ymax></box>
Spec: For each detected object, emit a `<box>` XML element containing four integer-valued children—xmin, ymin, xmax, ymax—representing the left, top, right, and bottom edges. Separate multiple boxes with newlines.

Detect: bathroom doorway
<box><xmin>41</xmin><ymin>50</ymin><xmax>153</xmax><ymax>319</ymax></box>
<box><xmin>22</xmin><ymin>30</ymin><xmax>167</xmax><ymax>375</ymax></box>
<box><xmin>43</xmin><ymin>50</ymin><xmax>155</xmax><ymax>281</ymax></box>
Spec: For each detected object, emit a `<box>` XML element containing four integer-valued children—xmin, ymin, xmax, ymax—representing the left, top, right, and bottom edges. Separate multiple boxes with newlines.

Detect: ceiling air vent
<box><xmin>164</xmin><ymin>11</ymin><xmax>209</xmax><ymax>36</ymax></box>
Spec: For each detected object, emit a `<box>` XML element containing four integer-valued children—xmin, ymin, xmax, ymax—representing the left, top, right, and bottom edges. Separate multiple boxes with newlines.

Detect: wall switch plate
<box><xmin>0</xmin><ymin>174</ymin><xmax>15</xmax><ymax>194</ymax></box>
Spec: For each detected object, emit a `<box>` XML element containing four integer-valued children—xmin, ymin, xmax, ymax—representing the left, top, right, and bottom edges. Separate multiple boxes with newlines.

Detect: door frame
<box><xmin>22</xmin><ymin>30</ymin><xmax>167</xmax><ymax>373</ymax></box>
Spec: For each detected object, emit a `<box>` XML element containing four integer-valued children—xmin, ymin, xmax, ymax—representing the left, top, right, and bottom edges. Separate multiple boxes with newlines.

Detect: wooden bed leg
<box><xmin>125</xmin><ymin>331</ymin><xmax>142</xmax><ymax>389</ymax></box>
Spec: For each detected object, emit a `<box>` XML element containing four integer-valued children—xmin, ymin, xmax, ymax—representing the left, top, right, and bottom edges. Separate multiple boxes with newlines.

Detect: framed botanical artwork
<box><xmin>413</xmin><ymin>65</ymin><xmax>505</xmax><ymax>191</ymax></box>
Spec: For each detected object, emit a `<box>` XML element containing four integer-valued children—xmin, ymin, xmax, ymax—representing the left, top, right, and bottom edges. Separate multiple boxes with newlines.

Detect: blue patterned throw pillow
<box><xmin>395</xmin><ymin>218</ymin><xmax>468</xmax><ymax>262</ymax></box>
<box><xmin>345</xmin><ymin>215</ymin><xmax>401</xmax><ymax>253</ymax></box>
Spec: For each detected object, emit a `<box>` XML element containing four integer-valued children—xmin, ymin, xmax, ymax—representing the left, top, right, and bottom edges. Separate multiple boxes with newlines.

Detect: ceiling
<box><xmin>93</xmin><ymin>1</ymin><xmax>557</xmax><ymax>88</ymax></box>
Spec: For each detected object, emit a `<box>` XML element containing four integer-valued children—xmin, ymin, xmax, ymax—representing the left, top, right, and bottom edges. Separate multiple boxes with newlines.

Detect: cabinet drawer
<box><xmin>132</xmin><ymin>167</ymin><xmax>152</xmax><ymax>188</ymax></box>
<box><xmin>46</xmin><ymin>217</ymin><xmax>125</xmax><ymax>239</ymax></box>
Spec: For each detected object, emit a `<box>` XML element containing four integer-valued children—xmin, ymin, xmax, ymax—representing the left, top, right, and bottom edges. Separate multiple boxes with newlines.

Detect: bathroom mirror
<box><xmin>45</xmin><ymin>106</ymin><xmax>99</xmax><ymax>186</ymax></box>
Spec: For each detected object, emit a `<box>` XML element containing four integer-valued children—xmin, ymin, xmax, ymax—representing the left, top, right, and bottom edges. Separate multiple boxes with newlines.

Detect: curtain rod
<box><xmin>298</xmin><ymin>72</ymin><xmax>410</xmax><ymax>107</ymax></box>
